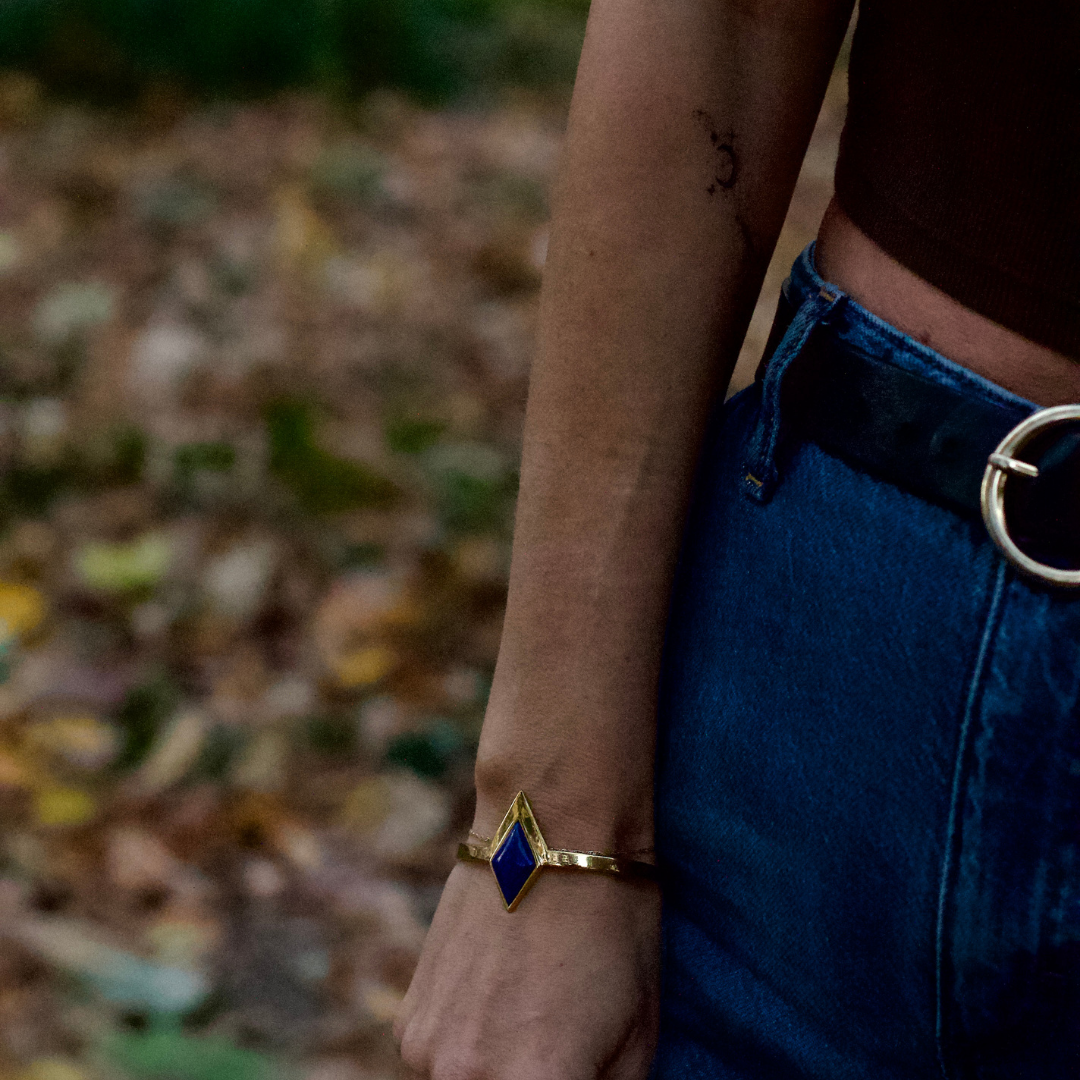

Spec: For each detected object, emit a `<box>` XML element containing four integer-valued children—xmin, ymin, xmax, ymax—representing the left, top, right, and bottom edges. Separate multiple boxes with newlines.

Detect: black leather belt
<box><xmin>758</xmin><ymin>293</ymin><xmax>1080</xmax><ymax>583</ymax></box>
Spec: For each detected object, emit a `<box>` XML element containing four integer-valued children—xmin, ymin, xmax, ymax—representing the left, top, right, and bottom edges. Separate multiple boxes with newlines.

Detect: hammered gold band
<box><xmin>456</xmin><ymin>839</ymin><xmax>658</xmax><ymax>878</ymax></box>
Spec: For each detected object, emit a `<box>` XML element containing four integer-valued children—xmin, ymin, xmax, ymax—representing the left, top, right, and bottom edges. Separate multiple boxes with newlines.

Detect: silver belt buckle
<box><xmin>981</xmin><ymin>404</ymin><xmax>1080</xmax><ymax>587</ymax></box>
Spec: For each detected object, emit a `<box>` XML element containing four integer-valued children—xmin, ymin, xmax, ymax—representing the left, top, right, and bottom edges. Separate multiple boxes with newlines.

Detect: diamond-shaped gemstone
<box><xmin>490</xmin><ymin>821</ymin><xmax>538</xmax><ymax>907</ymax></box>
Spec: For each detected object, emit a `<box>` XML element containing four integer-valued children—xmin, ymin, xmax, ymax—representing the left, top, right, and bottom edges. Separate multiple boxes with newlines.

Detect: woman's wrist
<box><xmin>471</xmin><ymin>745</ymin><xmax>655</xmax><ymax>855</ymax></box>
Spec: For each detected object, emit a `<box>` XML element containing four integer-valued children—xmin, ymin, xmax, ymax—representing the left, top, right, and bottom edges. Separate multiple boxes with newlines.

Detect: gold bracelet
<box><xmin>456</xmin><ymin>791</ymin><xmax>658</xmax><ymax>911</ymax></box>
<box><xmin>467</xmin><ymin>829</ymin><xmax>655</xmax><ymax>859</ymax></box>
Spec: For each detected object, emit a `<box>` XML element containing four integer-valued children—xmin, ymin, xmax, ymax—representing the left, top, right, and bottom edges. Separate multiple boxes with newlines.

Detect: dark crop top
<box><xmin>833</xmin><ymin>0</ymin><xmax>1080</xmax><ymax>357</ymax></box>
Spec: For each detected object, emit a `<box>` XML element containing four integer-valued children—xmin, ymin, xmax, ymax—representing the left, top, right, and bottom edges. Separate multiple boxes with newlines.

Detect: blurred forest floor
<box><xmin>0</xmin><ymin>55</ymin><xmax>846</xmax><ymax>1080</ymax></box>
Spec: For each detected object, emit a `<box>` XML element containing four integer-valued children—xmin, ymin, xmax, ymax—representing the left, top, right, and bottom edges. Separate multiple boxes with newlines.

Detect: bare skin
<box><xmin>396</xmin><ymin>2</ymin><xmax>1077</xmax><ymax>1078</ymax></box>
<box><xmin>816</xmin><ymin>201</ymin><xmax>1080</xmax><ymax>405</ymax></box>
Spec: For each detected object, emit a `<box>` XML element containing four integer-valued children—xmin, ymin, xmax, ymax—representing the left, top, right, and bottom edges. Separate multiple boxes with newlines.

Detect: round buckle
<box><xmin>981</xmin><ymin>404</ymin><xmax>1080</xmax><ymax>587</ymax></box>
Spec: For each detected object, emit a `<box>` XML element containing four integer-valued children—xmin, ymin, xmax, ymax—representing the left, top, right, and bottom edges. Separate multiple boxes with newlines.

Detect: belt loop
<box><xmin>742</xmin><ymin>284</ymin><xmax>847</xmax><ymax>502</ymax></box>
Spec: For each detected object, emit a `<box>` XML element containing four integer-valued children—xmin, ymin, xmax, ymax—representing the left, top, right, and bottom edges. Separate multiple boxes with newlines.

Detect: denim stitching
<box><xmin>742</xmin><ymin>288</ymin><xmax>847</xmax><ymax>502</ymax></box>
<box><xmin>935</xmin><ymin>558</ymin><xmax>1009</xmax><ymax>1080</ymax></box>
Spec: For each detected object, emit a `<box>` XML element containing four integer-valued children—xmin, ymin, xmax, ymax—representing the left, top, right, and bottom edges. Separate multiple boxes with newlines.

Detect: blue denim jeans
<box><xmin>650</xmin><ymin>246</ymin><xmax>1080</xmax><ymax>1079</ymax></box>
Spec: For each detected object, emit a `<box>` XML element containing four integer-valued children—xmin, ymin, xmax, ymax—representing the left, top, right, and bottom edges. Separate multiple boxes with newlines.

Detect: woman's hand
<box><xmin>394</xmin><ymin>862</ymin><xmax>661</xmax><ymax>1080</ymax></box>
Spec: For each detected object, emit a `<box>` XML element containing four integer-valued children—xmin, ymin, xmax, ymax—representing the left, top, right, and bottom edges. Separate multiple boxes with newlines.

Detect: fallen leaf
<box><xmin>23</xmin><ymin>1060</ymin><xmax>86</xmax><ymax>1080</ymax></box>
<box><xmin>34</xmin><ymin>786</ymin><xmax>96</xmax><ymax>827</ymax></box>
<box><xmin>75</xmin><ymin>533</ymin><xmax>173</xmax><ymax>594</ymax></box>
<box><xmin>25</xmin><ymin>714</ymin><xmax>119</xmax><ymax>770</ymax></box>
<box><xmin>0</xmin><ymin>580</ymin><xmax>46</xmax><ymax>638</ymax></box>
<box><xmin>0</xmin><ymin>747</ymin><xmax>35</xmax><ymax>788</ymax></box>
<box><xmin>333</xmin><ymin>645</ymin><xmax>398</xmax><ymax>689</ymax></box>
<box><xmin>361</xmin><ymin>981</ymin><xmax>404</xmax><ymax>1023</ymax></box>
<box><xmin>5</xmin><ymin>913</ymin><xmax>209</xmax><ymax>1013</ymax></box>
<box><xmin>134</xmin><ymin>710</ymin><xmax>209</xmax><ymax>794</ymax></box>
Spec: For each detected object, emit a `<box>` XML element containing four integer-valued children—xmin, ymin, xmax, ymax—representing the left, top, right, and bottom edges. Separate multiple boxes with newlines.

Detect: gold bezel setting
<box><xmin>455</xmin><ymin>791</ymin><xmax>659</xmax><ymax>912</ymax></box>
<box><xmin>489</xmin><ymin>791</ymin><xmax>546</xmax><ymax>911</ymax></box>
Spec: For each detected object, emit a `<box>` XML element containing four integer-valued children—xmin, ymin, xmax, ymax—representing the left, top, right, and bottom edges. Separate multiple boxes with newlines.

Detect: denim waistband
<box><xmin>782</xmin><ymin>243</ymin><xmax>1037</xmax><ymax>416</ymax></box>
<box><xmin>740</xmin><ymin>243</ymin><xmax>1040</xmax><ymax>512</ymax></box>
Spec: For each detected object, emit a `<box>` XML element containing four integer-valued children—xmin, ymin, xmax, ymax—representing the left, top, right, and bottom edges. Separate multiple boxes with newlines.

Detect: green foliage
<box><xmin>191</xmin><ymin>724</ymin><xmax>243</xmax><ymax>782</ymax></box>
<box><xmin>265</xmin><ymin>399</ymin><xmax>398</xmax><ymax>515</ymax></box>
<box><xmin>107</xmin><ymin>426</ymin><xmax>148</xmax><ymax>485</ymax></box>
<box><xmin>385</xmin><ymin>719</ymin><xmax>466</xmax><ymax>778</ymax></box>
<box><xmin>0</xmin><ymin>463</ymin><xmax>71</xmax><ymax>519</ymax></box>
<box><xmin>305</xmin><ymin>714</ymin><xmax>357</xmax><ymax>758</ymax></box>
<box><xmin>0</xmin><ymin>635</ymin><xmax>14</xmax><ymax>684</ymax></box>
<box><xmin>0</xmin><ymin>426</ymin><xmax>147</xmax><ymax>524</ymax></box>
<box><xmin>340</xmin><ymin>540</ymin><xmax>386</xmax><ymax>568</ymax></box>
<box><xmin>386</xmin><ymin>416</ymin><xmax>445</xmax><ymax>455</ymax></box>
<box><xmin>76</xmin><ymin>532</ymin><xmax>173</xmax><ymax>596</ymax></box>
<box><xmin>113</xmin><ymin>677</ymin><xmax>182</xmax><ymax>771</ymax></box>
<box><xmin>0</xmin><ymin>0</ymin><xmax>589</xmax><ymax>102</ymax></box>
<box><xmin>310</xmin><ymin>143</ymin><xmax>387</xmax><ymax>203</ymax></box>
<box><xmin>437</xmin><ymin>469</ymin><xmax>516</xmax><ymax>533</ymax></box>
<box><xmin>175</xmin><ymin>442</ymin><xmax>235</xmax><ymax>476</ymax></box>
<box><xmin>423</xmin><ymin>442</ymin><xmax>517</xmax><ymax>534</ymax></box>
<box><xmin>174</xmin><ymin>441</ymin><xmax>235</xmax><ymax>494</ymax></box>
<box><xmin>106</xmin><ymin>1024</ymin><xmax>279</xmax><ymax>1080</ymax></box>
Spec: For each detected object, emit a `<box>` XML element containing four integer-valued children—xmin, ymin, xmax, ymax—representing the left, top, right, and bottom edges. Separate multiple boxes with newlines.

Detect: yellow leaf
<box><xmin>146</xmin><ymin>916</ymin><xmax>218</xmax><ymax>970</ymax></box>
<box><xmin>25</xmin><ymin>714</ymin><xmax>118</xmax><ymax>770</ymax></box>
<box><xmin>0</xmin><ymin>580</ymin><xmax>46</xmax><ymax>638</ymax></box>
<box><xmin>334</xmin><ymin>645</ymin><xmax>398</xmax><ymax>689</ymax></box>
<box><xmin>34</xmin><ymin>786</ymin><xmax>96</xmax><ymax>827</ymax></box>
<box><xmin>363</xmin><ymin>982</ymin><xmax>405</xmax><ymax>1023</ymax></box>
<box><xmin>381</xmin><ymin>596</ymin><xmax>424</xmax><ymax>630</ymax></box>
<box><xmin>24</xmin><ymin>1061</ymin><xmax>86</xmax><ymax>1080</ymax></box>
<box><xmin>452</xmin><ymin>536</ymin><xmax>508</xmax><ymax>582</ymax></box>
<box><xmin>274</xmin><ymin>183</ymin><xmax>335</xmax><ymax>272</ymax></box>
<box><xmin>339</xmin><ymin>776</ymin><xmax>391</xmax><ymax>832</ymax></box>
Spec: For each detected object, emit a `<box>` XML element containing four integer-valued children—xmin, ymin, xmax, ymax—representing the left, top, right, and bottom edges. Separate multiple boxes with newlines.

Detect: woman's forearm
<box><xmin>474</xmin><ymin>0</ymin><xmax>853</xmax><ymax>851</ymax></box>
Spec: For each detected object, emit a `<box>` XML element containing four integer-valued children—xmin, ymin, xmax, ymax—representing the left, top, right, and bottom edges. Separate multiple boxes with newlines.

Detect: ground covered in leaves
<box><xmin>0</xmin><ymin>64</ymin><xmax>845</xmax><ymax>1080</ymax></box>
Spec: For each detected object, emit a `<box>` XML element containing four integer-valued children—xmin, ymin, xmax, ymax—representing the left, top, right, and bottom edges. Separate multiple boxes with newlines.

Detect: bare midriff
<box><xmin>815</xmin><ymin>199</ymin><xmax>1080</xmax><ymax>408</ymax></box>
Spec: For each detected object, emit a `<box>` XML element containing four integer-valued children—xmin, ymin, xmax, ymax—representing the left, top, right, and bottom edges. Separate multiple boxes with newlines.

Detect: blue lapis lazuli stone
<box><xmin>491</xmin><ymin>821</ymin><xmax>538</xmax><ymax>906</ymax></box>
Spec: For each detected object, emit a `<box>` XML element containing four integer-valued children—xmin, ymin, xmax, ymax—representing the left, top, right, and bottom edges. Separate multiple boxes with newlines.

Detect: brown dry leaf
<box><xmin>106</xmin><ymin>826</ymin><xmax>181</xmax><ymax>891</ymax></box>
<box><xmin>0</xmin><ymin>748</ymin><xmax>36</xmax><ymax>789</ymax></box>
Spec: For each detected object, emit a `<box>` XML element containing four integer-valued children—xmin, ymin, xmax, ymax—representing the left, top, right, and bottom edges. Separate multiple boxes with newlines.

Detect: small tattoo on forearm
<box><xmin>693</xmin><ymin>109</ymin><xmax>738</xmax><ymax>195</ymax></box>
